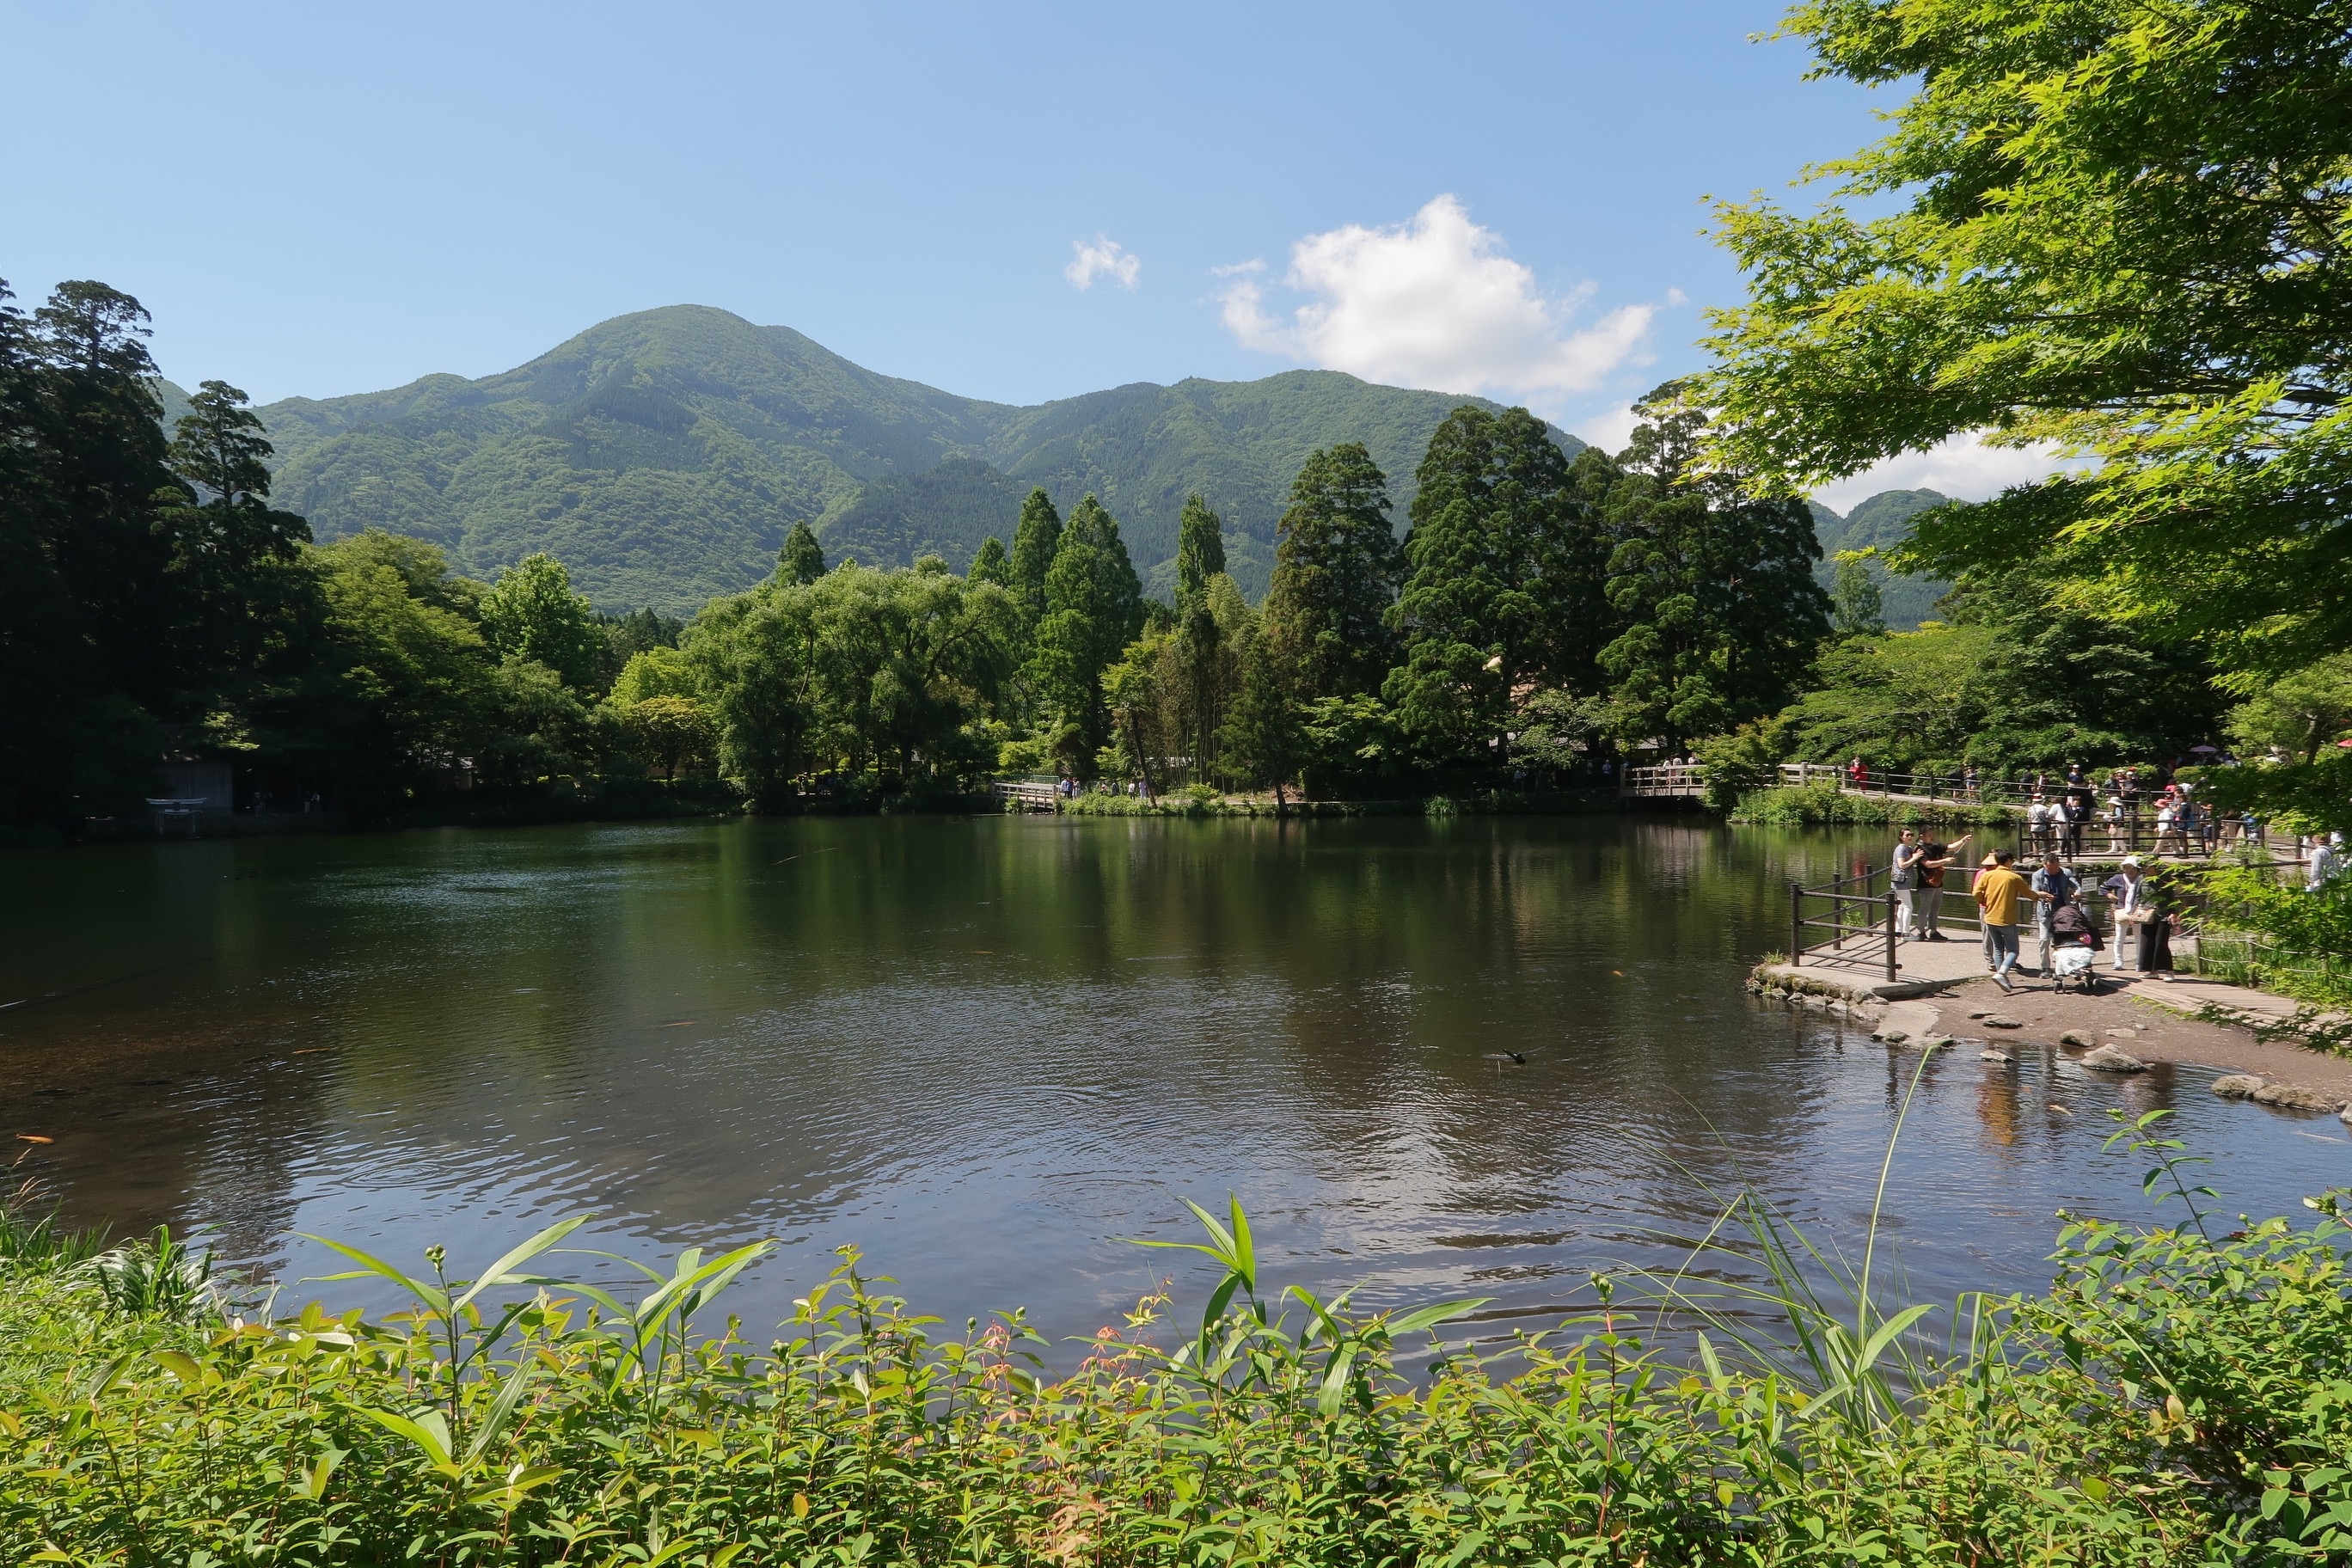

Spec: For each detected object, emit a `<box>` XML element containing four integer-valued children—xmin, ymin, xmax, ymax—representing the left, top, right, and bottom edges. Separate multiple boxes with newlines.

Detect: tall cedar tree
<box><xmin>1173</xmin><ymin>494</ymin><xmax>1228</xmax><ymax>773</ymax></box>
<box><xmin>156</xmin><ymin>380</ymin><xmax>313</xmax><ymax>693</ymax></box>
<box><xmin>1008</xmin><ymin>488</ymin><xmax>1063</xmax><ymax>628</ymax></box>
<box><xmin>778</xmin><ymin>522</ymin><xmax>825</xmax><ymax>585</ymax></box>
<box><xmin>0</xmin><ymin>280</ymin><xmax>188</xmax><ymax>818</ymax></box>
<box><xmin>1221</xmin><ymin>632</ymin><xmax>1305</xmax><ymax>805</ymax></box>
<box><xmin>967</xmin><ymin>536</ymin><xmax>1009</xmax><ymax>586</ymax></box>
<box><xmin>1029</xmin><ymin>495</ymin><xmax>1144</xmax><ymax>772</ymax></box>
<box><xmin>1703</xmin><ymin>0</ymin><xmax>2352</xmax><ymax>672</ymax></box>
<box><xmin>1596</xmin><ymin>386</ymin><xmax>1830</xmax><ymax>754</ymax></box>
<box><xmin>1259</xmin><ymin>444</ymin><xmax>1400</xmax><ymax>700</ymax></box>
<box><xmin>1386</xmin><ymin>407</ymin><xmax>1607</xmax><ymax>756</ymax></box>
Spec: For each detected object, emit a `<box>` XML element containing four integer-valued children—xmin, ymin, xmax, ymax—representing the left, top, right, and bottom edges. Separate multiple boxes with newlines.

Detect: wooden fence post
<box><xmin>1790</xmin><ymin>881</ymin><xmax>1804</xmax><ymax>968</ymax></box>
<box><xmin>1885</xmin><ymin>891</ymin><xmax>1898</xmax><ymax>983</ymax></box>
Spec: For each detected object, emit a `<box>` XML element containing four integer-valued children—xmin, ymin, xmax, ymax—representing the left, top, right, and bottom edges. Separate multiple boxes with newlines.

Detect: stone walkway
<box><xmin>1757</xmin><ymin>937</ymin><xmax>2352</xmax><ymax>1102</ymax></box>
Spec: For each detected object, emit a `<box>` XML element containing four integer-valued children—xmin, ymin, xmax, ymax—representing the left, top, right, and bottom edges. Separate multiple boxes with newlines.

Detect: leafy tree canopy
<box><xmin>1260</xmin><ymin>444</ymin><xmax>1401</xmax><ymax>701</ymax></box>
<box><xmin>1703</xmin><ymin>0</ymin><xmax>2352</xmax><ymax>671</ymax></box>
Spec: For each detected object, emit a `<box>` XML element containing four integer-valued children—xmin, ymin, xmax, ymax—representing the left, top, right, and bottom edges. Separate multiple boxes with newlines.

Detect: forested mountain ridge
<box><xmin>221</xmin><ymin>305</ymin><xmax>1572</xmax><ymax>611</ymax></box>
<box><xmin>1809</xmin><ymin>487</ymin><xmax>1952</xmax><ymax>630</ymax></box>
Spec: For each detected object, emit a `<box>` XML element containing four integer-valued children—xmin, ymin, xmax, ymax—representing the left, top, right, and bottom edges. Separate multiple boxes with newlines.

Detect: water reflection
<box><xmin>2</xmin><ymin>815</ymin><xmax>2344</xmax><ymax>1346</ymax></box>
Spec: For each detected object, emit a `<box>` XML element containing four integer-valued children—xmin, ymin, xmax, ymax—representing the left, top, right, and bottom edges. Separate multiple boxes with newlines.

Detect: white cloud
<box><xmin>1216</xmin><ymin>195</ymin><xmax>1655</xmax><ymax>410</ymax></box>
<box><xmin>1813</xmin><ymin>433</ymin><xmax>2079</xmax><ymax>514</ymax></box>
<box><xmin>1065</xmin><ymin>235</ymin><xmax>1140</xmax><ymax>291</ymax></box>
<box><xmin>1572</xmin><ymin>402</ymin><xmax>1641</xmax><ymax>454</ymax></box>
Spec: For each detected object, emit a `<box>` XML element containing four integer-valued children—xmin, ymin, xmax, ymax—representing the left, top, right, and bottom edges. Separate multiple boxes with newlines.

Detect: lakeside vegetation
<box><xmin>8</xmin><ymin>1122</ymin><xmax>2352</xmax><ymax>1567</ymax></box>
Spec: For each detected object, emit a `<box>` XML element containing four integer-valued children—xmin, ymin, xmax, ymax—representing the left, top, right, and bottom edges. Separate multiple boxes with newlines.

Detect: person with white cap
<box><xmin>2102</xmin><ymin>857</ymin><xmax>2149</xmax><ymax>971</ymax></box>
<box><xmin>2312</xmin><ymin>832</ymin><xmax>2347</xmax><ymax>892</ymax></box>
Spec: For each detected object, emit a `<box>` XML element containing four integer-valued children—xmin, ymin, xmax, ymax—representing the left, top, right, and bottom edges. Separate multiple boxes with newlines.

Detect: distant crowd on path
<box><xmin>1841</xmin><ymin>756</ymin><xmax>2316</xmax><ymax>861</ymax></box>
<box><xmin>1888</xmin><ymin>821</ymin><xmax>2345</xmax><ymax>995</ymax></box>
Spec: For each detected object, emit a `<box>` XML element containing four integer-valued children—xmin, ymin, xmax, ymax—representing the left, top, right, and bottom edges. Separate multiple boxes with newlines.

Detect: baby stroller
<box><xmin>2046</xmin><ymin>899</ymin><xmax>2102</xmax><ymax>994</ymax></box>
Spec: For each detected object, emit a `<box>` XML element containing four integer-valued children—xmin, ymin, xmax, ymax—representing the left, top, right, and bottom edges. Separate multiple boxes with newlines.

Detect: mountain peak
<box><xmin>251</xmin><ymin>309</ymin><xmax>1577</xmax><ymax>611</ymax></box>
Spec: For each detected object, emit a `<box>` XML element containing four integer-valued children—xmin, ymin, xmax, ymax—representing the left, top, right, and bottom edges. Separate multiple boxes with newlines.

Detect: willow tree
<box><xmin>1703</xmin><ymin>0</ymin><xmax>2352</xmax><ymax>674</ymax></box>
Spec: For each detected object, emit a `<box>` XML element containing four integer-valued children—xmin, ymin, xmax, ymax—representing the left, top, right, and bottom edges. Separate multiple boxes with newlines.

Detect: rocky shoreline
<box><xmin>1749</xmin><ymin>962</ymin><xmax>2352</xmax><ymax>1125</ymax></box>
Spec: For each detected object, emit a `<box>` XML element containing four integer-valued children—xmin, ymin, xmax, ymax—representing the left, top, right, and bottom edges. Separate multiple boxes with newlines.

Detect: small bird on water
<box><xmin>1483</xmin><ymin>1050</ymin><xmax>1528</xmax><ymax>1067</ymax></box>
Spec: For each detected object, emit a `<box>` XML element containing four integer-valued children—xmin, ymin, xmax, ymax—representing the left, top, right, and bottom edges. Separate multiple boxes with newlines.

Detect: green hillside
<box><xmin>1811</xmin><ymin>487</ymin><xmax>1953</xmax><ymax>630</ymax></box>
<box><xmin>242</xmin><ymin>306</ymin><xmax>1573</xmax><ymax>611</ymax></box>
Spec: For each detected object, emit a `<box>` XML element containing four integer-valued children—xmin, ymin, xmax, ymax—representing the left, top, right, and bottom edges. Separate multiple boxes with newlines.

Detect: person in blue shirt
<box><xmin>2028</xmin><ymin>853</ymin><xmax>2077</xmax><ymax>973</ymax></box>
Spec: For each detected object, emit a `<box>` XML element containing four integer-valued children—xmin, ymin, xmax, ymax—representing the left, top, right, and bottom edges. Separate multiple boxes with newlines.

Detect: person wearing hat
<box><xmin>1973</xmin><ymin>849</ymin><xmax>2035</xmax><ymax>993</ymax></box>
<box><xmin>1913</xmin><ymin>833</ymin><xmax>1971</xmax><ymax>940</ymax></box>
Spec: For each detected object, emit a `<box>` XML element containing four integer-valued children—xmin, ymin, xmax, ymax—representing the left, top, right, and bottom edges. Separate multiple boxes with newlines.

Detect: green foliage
<box><xmin>776</xmin><ymin>520</ymin><xmax>825</xmax><ymax>586</ymax></box>
<box><xmin>2207</xmin><ymin>750</ymin><xmax>2352</xmax><ymax>840</ymax></box>
<box><xmin>1386</xmin><ymin>407</ymin><xmax>1608</xmax><ymax>759</ymax></box>
<box><xmin>252</xmin><ymin>305</ymin><xmax>1571</xmax><ymax>612</ymax></box>
<box><xmin>1775</xmin><ymin>567</ymin><xmax>2226</xmax><ymax>775</ymax></box>
<box><xmin>2226</xmin><ymin>653</ymin><xmax>2352</xmax><ymax>766</ymax></box>
<box><xmin>1172</xmin><ymin>493</ymin><xmax>1226</xmax><ymax>609</ymax></box>
<box><xmin>1705</xmin><ymin>0</ymin><xmax>2352</xmax><ymax>673</ymax></box>
<box><xmin>616</xmin><ymin>695</ymin><xmax>716</xmax><ymax>781</ymax></box>
<box><xmin>1828</xmin><ymin>551</ymin><xmax>1884</xmax><ymax>638</ymax></box>
<box><xmin>966</xmin><ymin>534</ymin><xmax>1008</xmax><ymax>587</ymax></box>
<box><xmin>11</xmin><ymin>1191</ymin><xmax>2352</xmax><ymax>1566</ymax></box>
<box><xmin>479</xmin><ymin>554</ymin><xmax>605</xmax><ymax>693</ymax></box>
<box><xmin>1006</xmin><ymin>487</ymin><xmax>1062</xmax><ymax>631</ymax></box>
<box><xmin>1026</xmin><ymin>496</ymin><xmax>1144</xmax><ymax>773</ymax></box>
<box><xmin>1810</xmin><ymin>489</ymin><xmax>1951</xmax><ymax>631</ymax></box>
<box><xmin>1219</xmin><ymin>634</ymin><xmax>1306</xmax><ymax>805</ymax></box>
<box><xmin>2201</xmin><ymin>863</ymin><xmax>2352</xmax><ymax>1008</ymax></box>
<box><xmin>1593</xmin><ymin>387</ymin><xmax>1830</xmax><ymax>752</ymax></box>
<box><xmin>686</xmin><ymin>562</ymin><xmax>1015</xmax><ymax>805</ymax></box>
<box><xmin>1259</xmin><ymin>444</ymin><xmax>1401</xmax><ymax>702</ymax></box>
<box><xmin>1694</xmin><ymin>717</ymin><xmax>1791</xmax><ymax>812</ymax></box>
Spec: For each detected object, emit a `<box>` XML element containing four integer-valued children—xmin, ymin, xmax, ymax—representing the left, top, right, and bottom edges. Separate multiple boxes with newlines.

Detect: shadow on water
<box><xmin>3</xmin><ymin>814</ymin><xmax>2343</xmax><ymax>1347</ymax></box>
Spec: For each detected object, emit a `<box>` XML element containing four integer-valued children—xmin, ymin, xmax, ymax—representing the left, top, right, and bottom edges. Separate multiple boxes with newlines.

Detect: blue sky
<box><xmin>1</xmin><ymin>3</ymin><xmax>2041</xmax><ymax>505</ymax></box>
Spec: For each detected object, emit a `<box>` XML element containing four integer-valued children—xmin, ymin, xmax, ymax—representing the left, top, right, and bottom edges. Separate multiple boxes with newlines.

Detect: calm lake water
<box><xmin>3</xmin><ymin>814</ymin><xmax>2343</xmax><ymax>1346</ymax></box>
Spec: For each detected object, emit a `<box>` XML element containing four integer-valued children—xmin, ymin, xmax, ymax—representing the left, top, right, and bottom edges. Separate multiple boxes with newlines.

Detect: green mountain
<box><xmin>232</xmin><ymin>305</ymin><xmax>1574</xmax><ymax>612</ymax></box>
<box><xmin>1811</xmin><ymin>488</ymin><xmax>1953</xmax><ymax>630</ymax></box>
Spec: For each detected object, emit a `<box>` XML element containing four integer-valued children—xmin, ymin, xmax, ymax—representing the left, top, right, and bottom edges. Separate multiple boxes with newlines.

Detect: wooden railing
<box><xmin>989</xmin><ymin>778</ymin><xmax>1061</xmax><ymax>812</ymax></box>
<box><xmin>1620</xmin><ymin>763</ymin><xmax>1705</xmax><ymax>798</ymax></box>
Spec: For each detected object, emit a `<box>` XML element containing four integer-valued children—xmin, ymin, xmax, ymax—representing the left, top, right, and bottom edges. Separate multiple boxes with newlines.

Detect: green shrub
<box><xmin>8</xmin><ymin>1168</ymin><xmax>2352</xmax><ymax>1566</ymax></box>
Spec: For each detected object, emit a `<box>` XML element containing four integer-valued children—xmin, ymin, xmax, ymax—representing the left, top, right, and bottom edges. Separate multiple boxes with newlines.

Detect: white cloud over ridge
<box><xmin>1217</xmin><ymin>195</ymin><xmax>1655</xmax><ymax>411</ymax></box>
<box><xmin>1813</xmin><ymin>433</ymin><xmax>2078</xmax><ymax>514</ymax></box>
<box><xmin>1065</xmin><ymin>235</ymin><xmax>1140</xmax><ymax>291</ymax></box>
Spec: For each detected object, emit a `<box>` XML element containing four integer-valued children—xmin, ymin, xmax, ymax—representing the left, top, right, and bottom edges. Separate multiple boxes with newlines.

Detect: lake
<box><xmin>3</xmin><ymin>814</ymin><xmax>2343</xmax><ymax>1346</ymax></box>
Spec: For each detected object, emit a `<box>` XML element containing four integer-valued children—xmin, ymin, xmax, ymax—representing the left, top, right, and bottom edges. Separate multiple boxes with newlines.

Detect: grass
<box><xmin>7</xmin><ymin>1106</ymin><xmax>2352</xmax><ymax>1565</ymax></box>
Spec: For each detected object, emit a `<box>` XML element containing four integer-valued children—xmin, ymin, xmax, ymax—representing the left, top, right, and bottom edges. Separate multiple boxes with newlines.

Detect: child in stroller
<box><xmin>2046</xmin><ymin>897</ymin><xmax>2102</xmax><ymax>993</ymax></box>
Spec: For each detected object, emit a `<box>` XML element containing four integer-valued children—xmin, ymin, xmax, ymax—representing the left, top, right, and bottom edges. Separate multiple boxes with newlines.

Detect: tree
<box><xmin>1027</xmin><ymin>495</ymin><xmax>1144</xmax><ymax>774</ymax></box>
<box><xmin>1259</xmin><ymin>444</ymin><xmax>1400</xmax><ymax>701</ymax></box>
<box><xmin>1220</xmin><ymin>634</ymin><xmax>1305</xmax><ymax>807</ymax></box>
<box><xmin>778</xmin><ymin>522</ymin><xmax>825</xmax><ymax>586</ymax></box>
<box><xmin>1008</xmin><ymin>487</ymin><xmax>1063</xmax><ymax>626</ymax></box>
<box><xmin>620</xmin><ymin>695</ymin><xmax>718</xmax><ymax>779</ymax></box>
<box><xmin>1593</xmin><ymin>387</ymin><xmax>1831</xmax><ymax>755</ymax></box>
<box><xmin>968</xmin><ymin>535</ymin><xmax>1009</xmax><ymax>586</ymax></box>
<box><xmin>1385</xmin><ymin>406</ymin><xmax>1605</xmax><ymax>759</ymax></box>
<box><xmin>1702</xmin><ymin>0</ymin><xmax>2352</xmax><ymax>673</ymax></box>
<box><xmin>2226</xmin><ymin>654</ymin><xmax>2352</xmax><ymax>765</ymax></box>
<box><xmin>1829</xmin><ymin>552</ymin><xmax>1886</xmax><ymax>640</ymax></box>
<box><xmin>1173</xmin><ymin>493</ymin><xmax>1226</xmax><ymax>609</ymax></box>
<box><xmin>479</xmin><ymin>554</ymin><xmax>605</xmax><ymax>692</ymax></box>
<box><xmin>156</xmin><ymin>381</ymin><xmax>313</xmax><ymax>693</ymax></box>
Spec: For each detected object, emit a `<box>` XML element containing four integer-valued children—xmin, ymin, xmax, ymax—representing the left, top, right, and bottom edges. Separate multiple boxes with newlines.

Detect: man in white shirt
<box><xmin>1890</xmin><ymin>829</ymin><xmax>1924</xmax><ymax>938</ymax></box>
<box><xmin>2312</xmin><ymin>832</ymin><xmax>2347</xmax><ymax>892</ymax></box>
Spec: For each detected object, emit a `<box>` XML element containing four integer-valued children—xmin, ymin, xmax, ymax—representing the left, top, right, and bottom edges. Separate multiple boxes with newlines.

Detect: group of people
<box><xmin>1889</xmin><ymin>829</ymin><xmax>2176</xmax><ymax>995</ymax></box>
